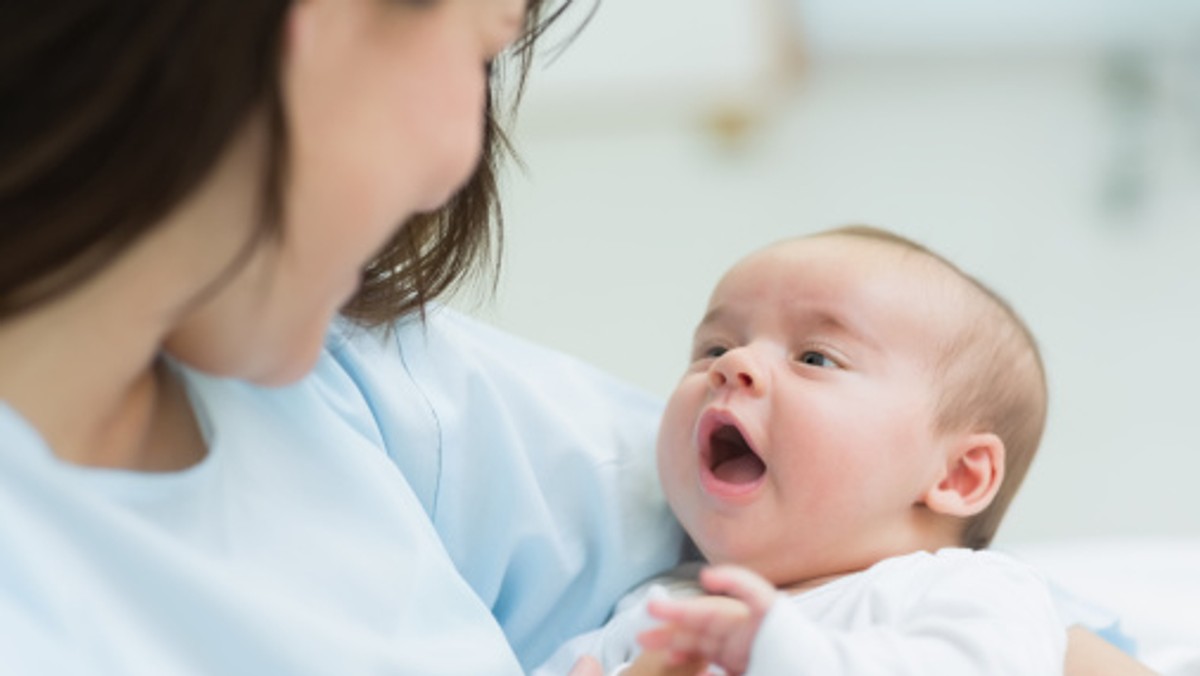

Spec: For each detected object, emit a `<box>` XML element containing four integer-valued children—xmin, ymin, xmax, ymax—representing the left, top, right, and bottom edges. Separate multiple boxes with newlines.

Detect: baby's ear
<box><xmin>922</xmin><ymin>433</ymin><xmax>1005</xmax><ymax>518</ymax></box>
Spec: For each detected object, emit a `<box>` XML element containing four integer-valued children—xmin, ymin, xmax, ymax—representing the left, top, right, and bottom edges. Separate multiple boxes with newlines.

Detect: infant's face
<box><xmin>656</xmin><ymin>235</ymin><xmax>963</xmax><ymax>587</ymax></box>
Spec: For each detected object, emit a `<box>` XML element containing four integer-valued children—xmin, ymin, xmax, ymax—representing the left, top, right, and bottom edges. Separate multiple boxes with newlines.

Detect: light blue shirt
<box><xmin>0</xmin><ymin>308</ymin><xmax>685</xmax><ymax>674</ymax></box>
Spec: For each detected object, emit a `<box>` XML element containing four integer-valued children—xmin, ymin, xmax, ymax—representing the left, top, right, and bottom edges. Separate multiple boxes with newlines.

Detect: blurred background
<box><xmin>462</xmin><ymin>0</ymin><xmax>1200</xmax><ymax>546</ymax></box>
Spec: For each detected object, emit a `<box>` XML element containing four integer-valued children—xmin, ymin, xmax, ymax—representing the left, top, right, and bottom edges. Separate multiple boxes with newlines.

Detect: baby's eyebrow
<box><xmin>807</xmin><ymin>310</ymin><xmax>853</xmax><ymax>334</ymax></box>
<box><xmin>800</xmin><ymin>308</ymin><xmax>884</xmax><ymax>353</ymax></box>
<box><xmin>694</xmin><ymin>305</ymin><xmax>742</xmax><ymax>336</ymax></box>
<box><xmin>696</xmin><ymin>303</ymin><xmax>882</xmax><ymax>354</ymax></box>
<box><xmin>697</xmin><ymin>306</ymin><xmax>727</xmax><ymax>329</ymax></box>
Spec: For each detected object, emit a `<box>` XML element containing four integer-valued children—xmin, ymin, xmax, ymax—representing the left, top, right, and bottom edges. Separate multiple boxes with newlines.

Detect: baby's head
<box><xmin>656</xmin><ymin>226</ymin><xmax>1046</xmax><ymax>587</ymax></box>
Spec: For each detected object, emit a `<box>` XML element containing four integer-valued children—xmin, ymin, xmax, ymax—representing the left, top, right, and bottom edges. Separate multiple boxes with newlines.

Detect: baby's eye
<box><xmin>798</xmin><ymin>351</ymin><xmax>837</xmax><ymax>368</ymax></box>
<box><xmin>701</xmin><ymin>345</ymin><xmax>728</xmax><ymax>359</ymax></box>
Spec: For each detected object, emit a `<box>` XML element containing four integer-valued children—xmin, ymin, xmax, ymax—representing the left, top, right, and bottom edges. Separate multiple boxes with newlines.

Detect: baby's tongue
<box><xmin>713</xmin><ymin>453</ymin><xmax>766</xmax><ymax>484</ymax></box>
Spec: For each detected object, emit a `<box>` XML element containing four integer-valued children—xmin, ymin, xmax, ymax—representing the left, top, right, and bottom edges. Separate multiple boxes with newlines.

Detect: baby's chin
<box><xmin>692</xmin><ymin>539</ymin><xmax>849</xmax><ymax>591</ymax></box>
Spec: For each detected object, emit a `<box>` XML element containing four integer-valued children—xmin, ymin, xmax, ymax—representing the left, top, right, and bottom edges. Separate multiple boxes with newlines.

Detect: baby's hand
<box><xmin>621</xmin><ymin>649</ymin><xmax>710</xmax><ymax>676</ymax></box>
<box><xmin>637</xmin><ymin>565</ymin><xmax>778</xmax><ymax>675</ymax></box>
<box><xmin>567</xmin><ymin>655</ymin><xmax>603</xmax><ymax>676</ymax></box>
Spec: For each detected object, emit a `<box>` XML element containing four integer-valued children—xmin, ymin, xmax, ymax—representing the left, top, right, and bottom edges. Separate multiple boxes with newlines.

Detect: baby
<box><xmin>539</xmin><ymin>226</ymin><xmax>1063</xmax><ymax>674</ymax></box>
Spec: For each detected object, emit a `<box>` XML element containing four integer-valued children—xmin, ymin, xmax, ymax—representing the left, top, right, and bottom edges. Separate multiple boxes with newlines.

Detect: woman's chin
<box><xmin>251</xmin><ymin>357</ymin><xmax>320</xmax><ymax>388</ymax></box>
<box><xmin>248</xmin><ymin>338</ymin><xmax>326</xmax><ymax>388</ymax></box>
<box><xmin>168</xmin><ymin>328</ymin><xmax>326</xmax><ymax>388</ymax></box>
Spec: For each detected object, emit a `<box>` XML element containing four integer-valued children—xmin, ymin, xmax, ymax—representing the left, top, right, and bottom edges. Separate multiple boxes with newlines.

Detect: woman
<box><xmin>0</xmin><ymin>2</ymin><xmax>1146</xmax><ymax>674</ymax></box>
<box><xmin>1</xmin><ymin>1</ymin><xmax>683</xmax><ymax>672</ymax></box>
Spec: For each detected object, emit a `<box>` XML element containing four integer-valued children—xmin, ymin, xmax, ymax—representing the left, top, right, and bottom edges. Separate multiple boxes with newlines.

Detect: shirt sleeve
<box><xmin>330</xmin><ymin>307</ymin><xmax>687</xmax><ymax>671</ymax></box>
<box><xmin>746</xmin><ymin>552</ymin><xmax>1067</xmax><ymax>675</ymax></box>
<box><xmin>0</xmin><ymin>601</ymin><xmax>89</xmax><ymax>676</ymax></box>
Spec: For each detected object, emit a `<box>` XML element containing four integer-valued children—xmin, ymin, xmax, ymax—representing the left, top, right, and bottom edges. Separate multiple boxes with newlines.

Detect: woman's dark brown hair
<box><xmin>0</xmin><ymin>0</ymin><xmax>570</xmax><ymax>323</ymax></box>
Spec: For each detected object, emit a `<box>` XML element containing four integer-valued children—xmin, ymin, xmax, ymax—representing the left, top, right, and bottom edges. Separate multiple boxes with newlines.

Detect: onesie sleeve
<box><xmin>329</xmin><ymin>307</ymin><xmax>686</xmax><ymax>671</ymax></box>
<box><xmin>746</xmin><ymin>551</ymin><xmax>1066</xmax><ymax>675</ymax></box>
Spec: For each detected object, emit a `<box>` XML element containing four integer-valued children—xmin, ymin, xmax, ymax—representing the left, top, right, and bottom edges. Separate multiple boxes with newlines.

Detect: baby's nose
<box><xmin>708</xmin><ymin>348</ymin><xmax>763</xmax><ymax>393</ymax></box>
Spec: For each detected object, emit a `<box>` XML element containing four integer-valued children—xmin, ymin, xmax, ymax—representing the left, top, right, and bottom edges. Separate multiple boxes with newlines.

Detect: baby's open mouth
<box><xmin>707</xmin><ymin>424</ymin><xmax>766</xmax><ymax>485</ymax></box>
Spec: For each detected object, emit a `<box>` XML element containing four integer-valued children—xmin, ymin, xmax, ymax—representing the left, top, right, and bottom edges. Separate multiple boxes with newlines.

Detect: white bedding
<box><xmin>1005</xmin><ymin>537</ymin><xmax>1200</xmax><ymax>675</ymax></box>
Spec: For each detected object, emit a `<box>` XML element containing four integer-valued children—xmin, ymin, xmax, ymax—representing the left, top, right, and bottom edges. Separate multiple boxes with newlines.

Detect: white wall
<box><xmin>456</xmin><ymin>6</ymin><xmax>1200</xmax><ymax>546</ymax></box>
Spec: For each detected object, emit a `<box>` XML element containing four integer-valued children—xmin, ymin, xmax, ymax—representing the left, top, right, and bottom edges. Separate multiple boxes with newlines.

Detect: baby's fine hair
<box><xmin>817</xmin><ymin>225</ymin><xmax>1048</xmax><ymax>549</ymax></box>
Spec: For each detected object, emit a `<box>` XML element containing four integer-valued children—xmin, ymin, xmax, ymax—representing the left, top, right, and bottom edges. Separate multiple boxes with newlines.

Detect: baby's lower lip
<box><xmin>699</xmin><ymin>462</ymin><xmax>766</xmax><ymax>503</ymax></box>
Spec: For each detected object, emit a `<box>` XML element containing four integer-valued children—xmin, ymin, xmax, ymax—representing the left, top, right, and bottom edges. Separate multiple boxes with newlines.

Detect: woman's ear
<box><xmin>923</xmin><ymin>433</ymin><xmax>1005</xmax><ymax>518</ymax></box>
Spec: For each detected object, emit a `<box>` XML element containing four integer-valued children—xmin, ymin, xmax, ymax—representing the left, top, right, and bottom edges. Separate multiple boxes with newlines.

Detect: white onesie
<box><xmin>537</xmin><ymin>548</ymin><xmax>1066</xmax><ymax>675</ymax></box>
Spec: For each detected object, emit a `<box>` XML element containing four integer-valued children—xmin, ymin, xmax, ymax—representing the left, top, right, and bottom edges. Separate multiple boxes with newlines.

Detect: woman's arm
<box><xmin>1065</xmin><ymin>626</ymin><xmax>1156</xmax><ymax>675</ymax></box>
<box><xmin>345</xmin><ymin>311</ymin><xmax>686</xmax><ymax>669</ymax></box>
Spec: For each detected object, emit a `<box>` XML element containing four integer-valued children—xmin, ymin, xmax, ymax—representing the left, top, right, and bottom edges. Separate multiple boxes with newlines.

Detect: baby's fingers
<box><xmin>698</xmin><ymin>565</ymin><xmax>778</xmax><ymax>615</ymax></box>
<box><xmin>637</xmin><ymin>620</ymin><xmax>707</xmax><ymax>661</ymax></box>
<box><xmin>646</xmin><ymin>594</ymin><xmax>749</xmax><ymax>627</ymax></box>
<box><xmin>567</xmin><ymin>655</ymin><xmax>603</xmax><ymax>676</ymax></box>
<box><xmin>642</xmin><ymin>588</ymin><xmax>763</xmax><ymax>673</ymax></box>
<box><xmin>644</xmin><ymin>598</ymin><xmax>747</xmax><ymax>659</ymax></box>
<box><xmin>636</xmin><ymin>628</ymin><xmax>709</xmax><ymax>671</ymax></box>
<box><xmin>637</xmin><ymin>625</ymin><xmax>674</xmax><ymax>652</ymax></box>
<box><xmin>623</xmin><ymin>647</ymin><xmax>711</xmax><ymax>676</ymax></box>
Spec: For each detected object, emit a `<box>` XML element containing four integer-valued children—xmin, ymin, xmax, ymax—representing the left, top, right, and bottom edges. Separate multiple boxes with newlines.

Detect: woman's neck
<box><xmin>0</xmin><ymin>117</ymin><xmax>265</xmax><ymax>471</ymax></box>
<box><xmin>69</xmin><ymin>357</ymin><xmax>206</xmax><ymax>472</ymax></box>
<box><xmin>0</xmin><ymin>273</ymin><xmax>206</xmax><ymax>472</ymax></box>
